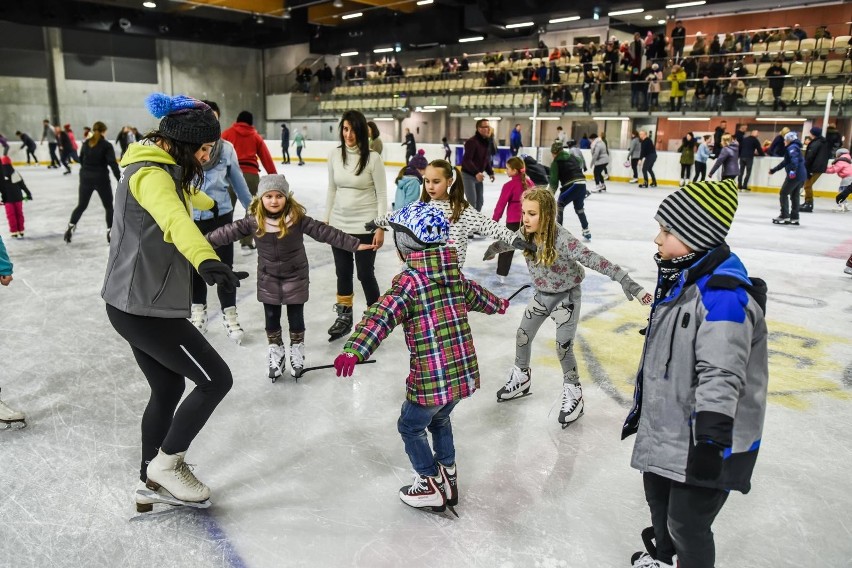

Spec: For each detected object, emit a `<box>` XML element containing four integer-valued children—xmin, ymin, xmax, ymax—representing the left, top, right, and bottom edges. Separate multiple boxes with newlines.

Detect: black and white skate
<box><xmin>558</xmin><ymin>383</ymin><xmax>585</xmax><ymax>428</ymax></box>
<box><xmin>496</xmin><ymin>366</ymin><xmax>532</xmax><ymax>402</ymax></box>
<box><xmin>327</xmin><ymin>304</ymin><xmax>353</xmax><ymax>342</ymax></box>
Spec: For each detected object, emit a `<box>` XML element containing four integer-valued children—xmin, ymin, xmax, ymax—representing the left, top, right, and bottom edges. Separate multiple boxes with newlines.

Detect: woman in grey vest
<box><xmin>101</xmin><ymin>93</ymin><xmax>247</xmax><ymax>513</ymax></box>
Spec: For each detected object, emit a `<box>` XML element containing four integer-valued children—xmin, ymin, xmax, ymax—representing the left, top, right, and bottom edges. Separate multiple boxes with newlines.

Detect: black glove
<box><xmin>197</xmin><ymin>260</ymin><xmax>249</xmax><ymax>293</ymax></box>
<box><xmin>364</xmin><ymin>220</ymin><xmax>379</xmax><ymax>232</ymax></box>
<box><xmin>512</xmin><ymin>236</ymin><xmax>537</xmax><ymax>254</ymax></box>
<box><xmin>687</xmin><ymin>442</ymin><xmax>724</xmax><ymax>481</ymax></box>
<box><xmin>210</xmin><ymin>201</ymin><xmax>219</xmax><ymax>219</ymax></box>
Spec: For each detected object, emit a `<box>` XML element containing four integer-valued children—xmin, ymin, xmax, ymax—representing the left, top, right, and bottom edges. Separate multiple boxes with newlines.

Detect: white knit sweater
<box><xmin>325</xmin><ymin>145</ymin><xmax>388</xmax><ymax>234</ymax></box>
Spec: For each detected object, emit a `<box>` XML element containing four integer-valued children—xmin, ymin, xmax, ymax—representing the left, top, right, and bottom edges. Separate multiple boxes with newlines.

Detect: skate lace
<box><xmin>632</xmin><ymin>552</ymin><xmax>661</xmax><ymax>568</ymax></box>
<box><xmin>407</xmin><ymin>474</ymin><xmax>430</xmax><ymax>495</ymax></box>
<box><xmin>502</xmin><ymin>367</ymin><xmax>526</xmax><ymax>392</ymax></box>
<box><xmin>561</xmin><ymin>384</ymin><xmax>582</xmax><ymax>413</ymax></box>
<box><xmin>175</xmin><ymin>458</ymin><xmax>206</xmax><ymax>493</ymax></box>
<box><xmin>268</xmin><ymin>346</ymin><xmax>284</xmax><ymax>367</ymax></box>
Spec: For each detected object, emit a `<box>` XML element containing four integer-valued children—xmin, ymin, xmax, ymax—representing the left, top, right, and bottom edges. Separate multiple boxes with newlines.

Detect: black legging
<box><xmin>70</xmin><ymin>173</ymin><xmax>114</xmax><ymax>227</ymax></box>
<box><xmin>282</xmin><ymin>145</ymin><xmax>290</xmax><ymax>163</ymax></box>
<box><xmin>106</xmin><ymin>304</ymin><xmax>233</xmax><ymax>482</ymax></box>
<box><xmin>332</xmin><ymin>232</ymin><xmax>380</xmax><ymax>306</ymax></box>
<box><xmin>693</xmin><ymin>162</ymin><xmax>707</xmax><ymax>182</ymax></box>
<box><xmin>738</xmin><ymin>159</ymin><xmax>754</xmax><ymax>189</ymax></box>
<box><xmin>263</xmin><ymin>303</ymin><xmax>305</xmax><ymax>333</ymax></box>
<box><xmin>680</xmin><ymin>163</ymin><xmax>692</xmax><ymax>180</ymax></box>
<box><xmin>631</xmin><ymin>158</ymin><xmax>640</xmax><ymax>179</ymax></box>
<box><xmin>25</xmin><ymin>146</ymin><xmax>37</xmax><ymax>164</ymax></box>
<box><xmin>191</xmin><ymin>212</ymin><xmax>235</xmax><ymax>308</ymax></box>
<box><xmin>496</xmin><ymin>221</ymin><xmax>521</xmax><ymax>277</ymax></box>
<box><xmin>593</xmin><ymin>164</ymin><xmax>607</xmax><ymax>186</ymax></box>
<box><xmin>642</xmin><ymin>156</ymin><xmax>657</xmax><ymax>185</ymax></box>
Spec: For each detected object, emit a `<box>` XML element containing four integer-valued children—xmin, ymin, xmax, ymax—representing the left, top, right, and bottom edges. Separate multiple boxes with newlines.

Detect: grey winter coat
<box><xmin>708</xmin><ymin>142</ymin><xmax>740</xmax><ymax>177</ymax></box>
<box><xmin>627</xmin><ymin>137</ymin><xmax>640</xmax><ymax>160</ymax></box>
<box><xmin>206</xmin><ymin>215</ymin><xmax>360</xmax><ymax>305</ymax></box>
<box><xmin>623</xmin><ymin>248</ymin><xmax>769</xmax><ymax>493</ymax></box>
<box><xmin>591</xmin><ymin>139</ymin><xmax>610</xmax><ymax>166</ymax></box>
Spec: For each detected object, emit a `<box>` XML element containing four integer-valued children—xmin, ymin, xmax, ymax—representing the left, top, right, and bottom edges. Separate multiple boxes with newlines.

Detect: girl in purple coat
<box><xmin>206</xmin><ymin>175</ymin><xmax>375</xmax><ymax>381</ymax></box>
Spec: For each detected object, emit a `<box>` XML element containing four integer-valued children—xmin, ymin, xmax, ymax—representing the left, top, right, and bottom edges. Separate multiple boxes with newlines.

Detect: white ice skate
<box><xmin>190</xmin><ymin>304</ymin><xmax>208</xmax><ymax>334</ymax></box>
<box><xmin>268</xmin><ymin>344</ymin><xmax>286</xmax><ymax>383</ymax></box>
<box><xmin>833</xmin><ymin>202</ymin><xmax>849</xmax><ymax>213</ymax></box>
<box><xmin>496</xmin><ymin>366</ymin><xmax>532</xmax><ymax>402</ymax></box>
<box><xmin>558</xmin><ymin>383</ymin><xmax>584</xmax><ymax>428</ymax></box>
<box><xmin>399</xmin><ymin>473</ymin><xmax>456</xmax><ymax>516</ymax></box>
<box><xmin>438</xmin><ymin>462</ymin><xmax>458</xmax><ymax>507</ymax></box>
<box><xmin>145</xmin><ymin>449</ymin><xmax>211</xmax><ymax>505</ymax></box>
<box><xmin>222</xmin><ymin>306</ymin><xmax>244</xmax><ymax>345</ymax></box>
<box><xmin>631</xmin><ymin>551</ymin><xmax>675</xmax><ymax>567</ymax></box>
<box><xmin>289</xmin><ymin>342</ymin><xmax>305</xmax><ymax>379</ymax></box>
<box><xmin>0</xmin><ymin>391</ymin><xmax>26</xmax><ymax>429</ymax></box>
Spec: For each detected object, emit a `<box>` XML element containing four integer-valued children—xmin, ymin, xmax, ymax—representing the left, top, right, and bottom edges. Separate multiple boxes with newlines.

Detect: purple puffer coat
<box><xmin>206</xmin><ymin>215</ymin><xmax>360</xmax><ymax>305</ymax></box>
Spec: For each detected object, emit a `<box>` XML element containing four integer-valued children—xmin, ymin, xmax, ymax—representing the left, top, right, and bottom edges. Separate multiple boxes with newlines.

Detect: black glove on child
<box><xmin>364</xmin><ymin>220</ymin><xmax>379</xmax><ymax>232</ymax></box>
<box><xmin>197</xmin><ymin>260</ymin><xmax>249</xmax><ymax>293</ymax></box>
<box><xmin>687</xmin><ymin>442</ymin><xmax>724</xmax><ymax>481</ymax></box>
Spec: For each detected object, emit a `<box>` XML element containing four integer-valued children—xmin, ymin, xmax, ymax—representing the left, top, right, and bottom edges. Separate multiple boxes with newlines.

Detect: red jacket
<box><xmin>221</xmin><ymin>122</ymin><xmax>277</xmax><ymax>176</ymax></box>
<box><xmin>493</xmin><ymin>174</ymin><xmax>533</xmax><ymax>224</ymax></box>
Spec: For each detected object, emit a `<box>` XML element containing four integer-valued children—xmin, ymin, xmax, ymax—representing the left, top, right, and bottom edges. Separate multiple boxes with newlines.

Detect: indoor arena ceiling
<box><xmin>0</xmin><ymin>0</ymin><xmax>814</xmax><ymax>51</ymax></box>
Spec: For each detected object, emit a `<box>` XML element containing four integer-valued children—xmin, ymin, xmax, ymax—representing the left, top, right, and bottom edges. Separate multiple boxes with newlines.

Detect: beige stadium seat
<box><xmin>788</xmin><ymin>62</ymin><xmax>807</xmax><ymax>76</ymax></box>
<box><xmin>824</xmin><ymin>60</ymin><xmax>844</xmax><ymax>77</ymax></box>
<box><xmin>814</xmin><ymin>86</ymin><xmax>834</xmax><ymax>104</ymax></box>
<box><xmin>513</xmin><ymin>93</ymin><xmax>524</xmax><ymax>106</ymax></box>
<box><xmin>833</xmin><ymin>36</ymin><xmax>851</xmax><ymax>55</ymax></box>
<box><xmin>781</xmin><ymin>86</ymin><xmax>797</xmax><ymax>102</ymax></box>
<box><xmin>798</xmin><ymin>38</ymin><xmax>816</xmax><ymax>57</ymax></box>
<box><xmin>798</xmin><ymin>86</ymin><xmax>815</xmax><ymax>104</ymax></box>
<box><xmin>521</xmin><ymin>93</ymin><xmax>534</xmax><ymax>107</ymax></box>
<box><xmin>658</xmin><ymin>90</ymin><xmax>671</xmax><ymax>105</ymax></box>
<box><xmin>474</xmin><ymin>94</ymin><xmax>487</xmax><ymax>107</ymax></box>
<box><xmin>809</xmin><ymin>60</ymin><xmax>825</xmax><ymax>75</ymax></box>
<box><xmin>459</xmin><ymin>95</ymin><xmax>470</xmax><ymax>108</ymax></box>
<box><xmin>766</xmin><ymin>41</ymin><xmax>783</xmax><ymax>56</ymax></box>
<box><xmin>743</xmin><ymin>63</ymin><xmax>757</xmax><ymax>76</ymax></box>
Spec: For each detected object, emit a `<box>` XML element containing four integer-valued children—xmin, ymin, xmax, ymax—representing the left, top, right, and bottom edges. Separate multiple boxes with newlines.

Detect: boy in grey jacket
<box><xmin>622</xmin><ymin>178</ymin><xmax>769</xmax><ymax>568</ymax></box>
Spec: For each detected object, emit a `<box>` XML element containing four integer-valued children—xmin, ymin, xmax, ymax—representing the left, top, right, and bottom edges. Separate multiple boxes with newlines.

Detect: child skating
<box><xmin>492</xmin><ymin>156</ymin><xmax>533</xmax><ymax>282</ymax></box>
<box><xmin>622</xmin><ymin>179</ymin><xmax>768</xmax><ymax>568</ymax></box>
<box><xmin>369</xmin><ymin>159</ymin><xmax>534</xmax><ymax>268</ymax></box>
<box><xmin>206</xmin><ymin>174</ymin><xmax>374</xmax><ymax>381</ymax></box>
<box><xmin>0</xmin><ymin>156</ymin><xmax>32</xmax><ymax>238</ymax></box>
<box><xmin>485</xmin><ymin>188</ymin><xmax>651</xmax><ymax>427</ymax></box>
<box><xmin>826</xmin><ymin>148</ymin><xmax>852</xmax><ymax>213</ymax></box>
<box><xmin>334</xmin><ymin>201</ymin><xmax>509</xmax><ymax>515</ymax></box>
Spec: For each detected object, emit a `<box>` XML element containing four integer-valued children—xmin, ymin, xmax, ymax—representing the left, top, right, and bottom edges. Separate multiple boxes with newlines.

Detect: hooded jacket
<box><xmin>769</xmin><ymin>139</ymin><xmax>807</xmax><ymax>180</ymax></box>
<box><xmin>549</xmin><ymin>150</ymin><xmax>586</xmax><ymax>190</ymax></box>
<box><xmin>206</xmin><ymin>213</ymin><xmax>359</xmax><ymax>305</ymax></box>
<box><xmin>194</xmin><ymin>139</ymin><xmax>252</xmax><ymax>221</ymax></box>
<box><xmin>678</xmin><ymin>140</ymin><xmax>696</xmax><ymax>165</ymax></box>
<box><xmin>394</xmin><ymin>175</ymin><xmax>422</xmax><ymax>210</ymax></box>
<box><xmin>824</xmin><ymin>151</ymin><xmax>852</xmax><ymax>186</ymax></box>
<box><xmin>767</xmin><ymin>134</ymin><xmax>786</xmax><ymax>157</ymax></box>
<box><xmin>627</xmin><ymin>137</ymin><xmax>641</xmax><ymax>160</ymax></box>
<box><xmin>0</xmin><ymin>157</ymin><xmax>32</xmax><ymax>203</ymax></box>
<box><xmin>804</xmin><ymin>135</ymin><xmax>831</xmax><ymax>174</ymax></box>
<box><xmin>343</xmin><ymin>246</ymin><xmax>502</xmax><ymax>406</ymax></box>
<box><xmin>623</xmin><ymin>246</ymin><xmax>769</xmax><ymax>494</ymax></box>
<box><xmin>0</xmin><ymin>235</ymin><xmax>11</xmax><ymax>276</ymax></box>
<box><xmin>101</xmin><ymin>143</ymin><xmax>218</xmax><ymax>318</ymax></box>
<box><xmin>591</xmin><ymin>138</ymin><xmax>610</xmax><ymax>166</ymax></box>
<box><xmin>221</xmin><ymin>121</ymin><xmax>277</xmax><ymax>176</ymax></box>
<box><xmin>709</xmin><ymin>142</ymin><xmax>740</xmax><ymax>177</ymax></box>
<box><xmin>493</xmin><ymin>173</ymin><xmax>534</xmax><ymax>224</ymax></box>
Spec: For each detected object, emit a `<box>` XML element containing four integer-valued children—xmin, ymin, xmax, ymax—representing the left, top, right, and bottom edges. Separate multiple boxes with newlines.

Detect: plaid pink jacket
<box><xmin>344</xmin><ymin>246</ymin><xmax>502</xmax><ymax>406</ymax></box>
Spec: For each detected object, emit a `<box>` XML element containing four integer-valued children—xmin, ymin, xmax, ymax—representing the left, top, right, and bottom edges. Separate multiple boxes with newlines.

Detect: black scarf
<box><xmin>653</xmin><ymin>250</ymin><xmax>706</xmax><ymax>302</ymax></box>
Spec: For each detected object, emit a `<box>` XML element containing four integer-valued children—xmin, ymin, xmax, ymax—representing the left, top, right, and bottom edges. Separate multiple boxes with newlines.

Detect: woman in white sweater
<box><xmin>325</xmin><ymin>110</ymin><xmax>387</xmax><ymax>341</ymax></box>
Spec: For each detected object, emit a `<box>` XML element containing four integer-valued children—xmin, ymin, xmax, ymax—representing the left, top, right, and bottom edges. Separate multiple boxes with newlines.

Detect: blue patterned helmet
<box><xmin>388</xmin><ymin>202</ymin><xmax>449</xmax><ymax>257</ymax></box>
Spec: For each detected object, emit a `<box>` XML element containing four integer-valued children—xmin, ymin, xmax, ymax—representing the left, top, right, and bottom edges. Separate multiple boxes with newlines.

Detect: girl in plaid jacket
<box><xmin>334</xmin><ymin>202</ymin><xmax>509</xmax><ymax>515</ymax></box>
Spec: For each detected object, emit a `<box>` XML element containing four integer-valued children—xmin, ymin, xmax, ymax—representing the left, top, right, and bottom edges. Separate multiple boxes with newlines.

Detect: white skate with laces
<box><xmin>289</xmin><ymin>342</ymin><xmax>305</xmax><ymax>379</ymax></box>
<box><xmin>558</xmin><ymin>382</ymin><xmax>584</xmax><ymax>428</ymax></box>
<box><xmin>142</xmin><ymin>449</ymin><xmax>211</xmax><ymax>508</ymax></box>
<box><xmin>496</xmin><ymin>365</ymin><xmax>532</xmax><ymax>402</ymax></box>
<box><xmin>190</xmin><ymin>304</ymin><xmax>208</xmax><ymax>333</ymax></box>
<box><xmin>268</xmin><ymin>344</ymin><xmax>286</xmax><ymax>382</ymax></box>
<box><xmin>221</xmin><ymin>306</ymin><xmax>244</xmax><ymax>344</ymax></box>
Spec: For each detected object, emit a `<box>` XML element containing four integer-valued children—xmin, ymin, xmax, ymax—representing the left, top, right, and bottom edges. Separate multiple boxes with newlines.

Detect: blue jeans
<box><xmin>397</xmin><ymin>399</ymin><xmax>460</xmax><ymax>477</ymax></box>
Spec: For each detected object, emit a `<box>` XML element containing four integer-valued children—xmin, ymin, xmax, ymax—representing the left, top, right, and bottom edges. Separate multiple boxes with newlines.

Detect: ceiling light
<box><xmin>342</xmin><ymin>12</ymin><xmax>362</xmax><ymax>19</ymax></box>
<box><xmin>416</xmin><ymin>0</ymin><xmax>434</xmax><ymax>4</ymax></box>
<box><xmin>424</xmin><ymin>105</ymin><xmax>447</xmax><ymax>109</ymax></box>
<box><xmin>459</xmin><ymin>36</ymin><xmax>484</xmax><ymax>43</ymax></box>
<box><xmin>505</xmin><ymin>22</ymin><xmax>535</xmax><ymax>29</ymax></box>
<box><xmin>340</xmin><ymin>51</ymin><xmax>358</xmax><ymax>56</ymax></box>
<box><xmin>666</xmin><ymin>0</ymin><xmax>706</xmax><ymax>8</ymax></box>
<box><xmin>528</xmin><ymin>116</ymin><xmax>560</xmax><ymax>121</ymax></box>
<box><xmin>593</xmin><ymin>116</ymin><xmax>630</xmax><ymax>121</ymax></box>
<box><xmin>333</xmin><ymin>0</ymin><xmax>343</xmax><ymax>7</ymax></box>
<box><xmin>755</xmin><ymin>117</ymin><xmax>808</xmax><ymax>122</ymax></box>
<box><xmin>657</xmin><ymin>19</ymin><xmax>666</xmax><ymax>24</ymax></box>
<box><xmin>142</xmin><ymin>1</ymin><xmax>156</xmax><ymax>7</ymax></box>
<box><xmin>474</xmin><ymin>117</ymin><xmax>502</xmax><ymax>121</ymax></box>
<box><xmin>608</xmin><ymin>8</ymin><xmax>644</xmax><ymax>16</ymax></box>
<box><xmin>549</xmin><ymin>16</ymin><xmax>581</xmax><ymax>24</ymax></box>
<box><xmin>668</xmin><ymin>117</ymin><xmax>711</xmax><ymax>121</ymax></box>
<box><xmin>256</xmin><ymin>15</ymin><xmax>264</xmax><ymax>24</ymax></box>
<box><xmin>644</xmin><ymin>14</ymin><xmax>653</xmax><ymax>19</ymax></box>
<box><xmin>372</xmin><ymin>117</ymin><xmax>395</xmax><ymax>121</ymax></box>
<box><xmin>373</xmin><ymin>47</ymin><xmax>394</xmax><ymax>53</ymax></box>
<box><xmin>283</xmin><ymin>7</ymin><xmax>291</xmax><ymax>19</ymax></box>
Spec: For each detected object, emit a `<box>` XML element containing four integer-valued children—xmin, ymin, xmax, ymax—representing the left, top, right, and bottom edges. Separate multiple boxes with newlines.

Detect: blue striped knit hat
<box><xmin>655</xmin><ymin>179</ymin><xmax>738</xmax><ymax>251</ymax></box>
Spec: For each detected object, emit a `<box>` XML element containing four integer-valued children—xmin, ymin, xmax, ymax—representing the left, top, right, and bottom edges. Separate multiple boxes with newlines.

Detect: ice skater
<box><xmin>825</xmin><ymin>148</ymin><xmax>852</xmax><ymax>213</ymax></box>
<box><xmin>548</xmin><ymin>141</ymin><xmax>591</xmax><ymax>239</ymax></box>
<box><xmin>0</xmin><ymin>234</ymin><xmax>26</xmax><ymax>429</ymax></box>
<box><xmin>768</xmin><ymin>131</ymin><xmax>806</xmax><ymax>226</ymax></box>
<box><xmin>486</xmin><ymin>188</ymin><xmax>651</xmax><ymax>427</ymax></box>
<box><xmin>334</xmin><ymin>201</ymin><xmax>509</xmax><ymax>515</ymax></box>
<box><xmin>0</xmin><ymin>156</ymin><xmax>32</xmax><ymax>238</ymax></box>
<box><xmin>206</xmin><ymin>174</ymin><xmax>374</xmax><ymax>382</ymax></box>
<box><xmin>623</xmin><ymin>179</ymin><xmax>768</xmax><ymax>568</ymax></box>
<box><xmin>102</xmin><ymin>93</ymin><xmax>247</xmax><ymax>513</ymax></box>
<box><xmin>492</xmin><ymin>156</ymin><xmax>533</xmax><ymax>282</ymax></box>
<box><xmin>369</xmin><ymin>159</ymin><xmax>534</xmax><ymax>268</ymax></box>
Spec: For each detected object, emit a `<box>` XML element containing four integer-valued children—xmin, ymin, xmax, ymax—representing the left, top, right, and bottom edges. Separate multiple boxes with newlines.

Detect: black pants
<box><xmin>556</xmin><ymin>183</ymin><xmax>589</xmax><ymax>230</ymax></box>
<box><xmin>593</xmin><ymin>164</ymin><xmax>607</xmax><ymax>186</ymax></box>
<box><xmin>680</xmin><ymin>163</ymin><xmax>692</xmax><ymax>181</ymax></box>
<box><xmin>296</xmin><ymin>146</ymin><xmax>304</xmax><ymax>163</ymax></box>
<box><xmin>25</xmin><ymin>146</ymin><xmax>37</xmax><ymax>163</ymax></box>
<box><xmin>282</xmin><ymin>145</ymin><xmax>290</xmax><ymax>163</ymax></box>
<box><xmin>642</xmin><ymin>156</ymin><xmax>657</xmax><ymax>185</ymax></box>
<box><xmin>70</xmin><ymin>173</ymin><xmax>114</xmax><ymax>228</ymax></box>
<box><xmin>496</xmin><ymin>221</ymin><xmax>520</xmax><ymax>277</ymax></box>
<box><xmin>106</xmin><ymin>304</ymin><xmax>233</xmax><ymax>482</ymax></box>
<box><xmin>631</xmin><ymin>158</ymin><xmax>640</xmax><ymax>179</ymax></box>
<box><xmin>263</xmin><ymin>303</ymin><xmax>305</xmax><ymax>333</ymax></box>
<box><xmin>643</xmin><ymin>472</ymin><xmax>728</xmax><ymax>568</ymax></box>
<box><xmin>332</xmin><ymin>233</ymin><xmax>380</xmax><ymax>306</ymax></box>
<box><xmin>444</xmin><ymin>149</ymin><xmax>451</xmax><ymax>162</ymax></box>
<box><xmin>60</xmin><ymin>149</ymin><xmax>73</xmax><ymax>173</ymax></box>
<box><xmin>738</xmin><ymin>159</ymin><xmax>753</xmax><ymax>189</ymax></box>
<box><xmin>779</xmin><ymin>177</ymin><xmax>803</xmax><ymax>220</ymax></box>
<box><xmin>191</xmin><ymin>212</ymin><xmax>236</xmax><ymax>308</ymax></box>
<box><xmin>693</xmin><ymin>162</ymin><xmax>707</xmax><ymax>182</ymax></box>
<box><xmin>48</xmin><ymin>142</ymin><xmax>59</xmax><ymax>166</ymax></box>
<box><xmin>405</xmin><ymin>150</ymin><xmax>415</xmax><ymax>164</ymax></box>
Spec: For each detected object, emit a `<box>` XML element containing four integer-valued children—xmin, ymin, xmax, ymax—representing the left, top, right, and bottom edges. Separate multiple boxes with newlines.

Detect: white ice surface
<box><xmin>1</xmin><ymin>162</ymin><xmax>851</xmax><ymax>567</ymax></box>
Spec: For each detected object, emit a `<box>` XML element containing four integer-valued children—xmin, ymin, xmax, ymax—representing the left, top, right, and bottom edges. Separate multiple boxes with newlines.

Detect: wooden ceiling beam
<box><xmin>174</xmin><ymin>0</ymin><xmax>287</xmax><ymax>17</ymax></box>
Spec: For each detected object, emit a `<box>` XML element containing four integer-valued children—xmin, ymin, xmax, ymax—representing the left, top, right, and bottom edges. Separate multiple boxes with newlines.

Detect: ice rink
<box><xmin>1</xmin><ymin>161</ymin><xmax>850</xmax><ymax>568</ymax></box>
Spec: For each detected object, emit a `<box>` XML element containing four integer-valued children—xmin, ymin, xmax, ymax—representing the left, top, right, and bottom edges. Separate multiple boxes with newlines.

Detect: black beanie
<box><xmin>145</xmin><ymin>93</ymin><xmax>220</xmax><ymax>145</ymax></box>
<box><xmin>236</xmin><ymin>111</ymin><xmax>254</xmax><ymax>126</ymax></box>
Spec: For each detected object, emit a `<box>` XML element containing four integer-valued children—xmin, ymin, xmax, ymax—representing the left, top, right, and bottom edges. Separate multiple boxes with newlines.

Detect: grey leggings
<box><xmin>514</xmin><ymin>287</ymin><xmax>582</xmax><ymax>384</ymax></box>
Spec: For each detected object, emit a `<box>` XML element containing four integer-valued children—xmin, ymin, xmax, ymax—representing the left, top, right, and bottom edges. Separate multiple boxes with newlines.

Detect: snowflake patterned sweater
<box><xmin>343</xmin><ymin>246</ymin><xmax>503</xmax><ymax>406</ymax></box>
<box><xmin>525</xmin><ymin>224</ymin><xmax>628</xmax><ymax>293</ymax></box>
<box><xmin>373</xmin><ymin>199</ymin><xmax>516</xmax><ymax>267</ymax></box>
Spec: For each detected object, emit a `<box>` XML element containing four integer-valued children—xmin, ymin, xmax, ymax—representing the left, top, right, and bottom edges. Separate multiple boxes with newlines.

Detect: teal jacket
<box><xmin>0</xmin><ymin>235</ymin><xmax>12</xmax><ymax>276</ymax></box>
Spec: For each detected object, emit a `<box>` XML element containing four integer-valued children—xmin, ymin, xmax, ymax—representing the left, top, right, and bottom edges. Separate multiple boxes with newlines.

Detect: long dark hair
<box><xmin>339</xmin><ymin>110</ymin><xmax>370</xmax><ymax>176</ymax></box>
<box><xmin>419</xmin><ymin>159</ymin><xmax>468</xmax><ymax>222</ymax></box>
<box><xmin>141</xmin><ymin>132</ymin><xmax>204</xmax><ymax>194</ymax></box>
